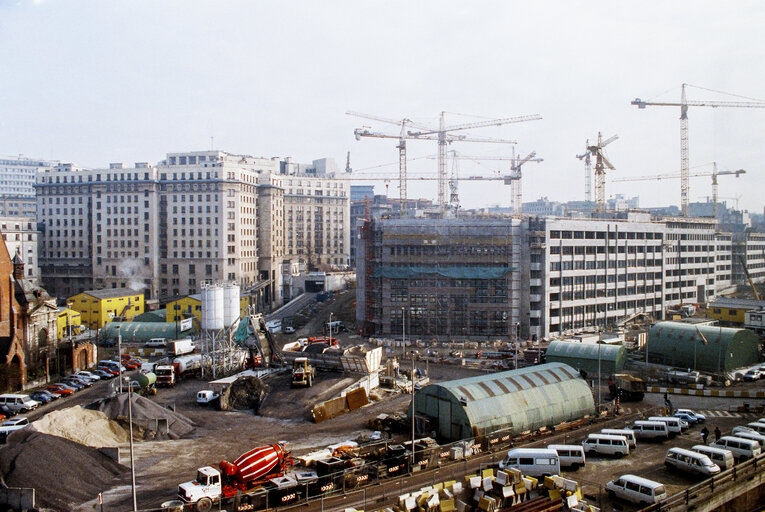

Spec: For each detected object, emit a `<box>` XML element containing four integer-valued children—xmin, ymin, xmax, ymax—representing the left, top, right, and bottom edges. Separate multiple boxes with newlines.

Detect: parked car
<box><xmin>97</xmin><ymin>366</ymin><xmax>120</xmax><ymax>376</ymax></box>
<box><xmin>743</xmin><ymin>369</ymin><xmax>762</xmax><ymax>382</ymax></box>
<box><xmin>123</xmin><ymin>360</ymin><xmax>142</xmax><ymax>370</ymax></box>
<box><xmin>0</xmin><ymin>417</ymin><xmax>29</xmax><ymax>442</ymax></box>
<box><xmin>30</xmin><ymin>390</ymin><xmax>57</xmax><ymax>404</ymax></box>
<box><xmin>0</xmin><ymin>405</ymin><xmax>15</xmax><ymax>418</ymax></box>
<box><xmin>61</xmin><ymin>379</ymin><xmax>85</xmax><ymax>391</ymax></box>
<box><xmin>283</xmin><ymin>326</ymin><xmax>296</xmax><ymax>334</ymax></box>
<box><xmin>0</xmin><ymin>394</ymin><xmax>40</xmax><ymax>413</ymax></box>
<box><xmin>76</xmin><ymin>371</ymin><xmax>101</xmax><ymax>381</ymax></box>
<box><xmin>47</xmin><ymin>384</ymin><xmax>74</xmax><ymax>396</ymax></box>
<box><xmin>675</xmin><ymin>409</ymin><xmax>706</xmax><ymax>424</ymax></box>
<box><xmin>196</xmin><ymin>390</ymin><xmax>220</xmax><ymax>405</ymax></box>
<box><xmin>94</xmin><ymin>369</ymin><xmax>115</xmax><ymax>379</ymax></box>
<box><xmin>68</xmin><ymin>375</ymin><xmax>93</xmax><ymax>387</ymax></box>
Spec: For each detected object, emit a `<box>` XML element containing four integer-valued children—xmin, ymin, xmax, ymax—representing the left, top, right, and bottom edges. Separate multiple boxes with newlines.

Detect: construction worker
<box><xmin>701</xmin><ymin>426</ymin><xmax>710</xmax><ymax>445</ymax></box>
<box><xmin>714</xmin><ymin>426</ymin><xmax>722</xmax><ymax>441</ymax></box>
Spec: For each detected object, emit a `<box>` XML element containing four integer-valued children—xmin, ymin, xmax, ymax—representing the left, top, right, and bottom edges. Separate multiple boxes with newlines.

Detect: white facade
<box><xmin>0</xmin><ymin>216</ymin><xmax>39</xmax><ymax>282</ymax></box>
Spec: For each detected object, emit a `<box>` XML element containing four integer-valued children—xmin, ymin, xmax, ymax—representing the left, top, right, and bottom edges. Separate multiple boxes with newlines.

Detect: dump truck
<box><xmin>178</xmin><ymin>443</ymin><xmax>293</xmax><ymax>511</ymax></box>
<box><xmin>609</xmin><ymin>374</ymin><xmax>647</xmax><ymax>401</ymax></box>
<box><xmin>291</xmin><ymin>357</ymin><xmax>314</xmax><ymax>387</ymax></box>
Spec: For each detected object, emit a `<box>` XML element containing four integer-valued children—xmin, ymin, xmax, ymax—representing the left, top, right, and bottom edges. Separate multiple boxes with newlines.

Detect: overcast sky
<box><xmin>1</xmin><ymin>1</ymin><xmax>763</xmax><ymax>212</ymax></box>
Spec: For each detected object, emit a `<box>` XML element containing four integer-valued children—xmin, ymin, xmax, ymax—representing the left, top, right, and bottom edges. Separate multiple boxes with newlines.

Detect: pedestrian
<box><xmin>701</xmin><ymin>426</ymin><xmax>710</xmax><ymax>445</ymax></box>
<box><xmin>714</xmin><ymin>426</ymin><xmax>721</xmax><ymax>441</ymax></box>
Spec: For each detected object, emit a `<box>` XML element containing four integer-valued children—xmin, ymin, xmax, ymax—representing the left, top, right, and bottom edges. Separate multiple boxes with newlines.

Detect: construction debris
<box><xmin>219</xmin><ymin>375</ymin><xmax>269</xmax><ymax>411</ymax></box>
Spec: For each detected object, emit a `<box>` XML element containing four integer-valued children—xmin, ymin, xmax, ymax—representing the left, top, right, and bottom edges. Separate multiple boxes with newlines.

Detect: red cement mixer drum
<box><xmin>220</xmin><ymin>444</ymin><xmax>285</xmax><ymax>483</ymax></box>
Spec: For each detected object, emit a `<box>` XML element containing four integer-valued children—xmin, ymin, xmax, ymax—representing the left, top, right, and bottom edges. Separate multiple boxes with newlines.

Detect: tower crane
<box><xmin>426</xmin><ymin>151</ymin><xmax>515</xmax><ymax>210</ymax></box>
<box><xmin>583</xmin><ymin>133</ymin><xmax>618</xmax><ymax>209</ymax></box>
<box><xmin>510</xmin><ymin>149</ymin><xmax>543</xmax><ymax>214</ymax></box>
<box><xmin>348</xmin><ymin>110</ymin><xmax>541</xmax><ymax>214</ymax></box>
<box><xmin>631</xmin><ymin>83</ymin><xmax>765</xmax><ymax>216</ymax></box>
<box><xmin>611</xmin><ymin>163</ymin><xmax>745</xmax><ymax>217</ymax></box>
<box><xmin>576</xmin><ymin>145</ymin><xmax>592</xmax><ymax>203</ymax></box>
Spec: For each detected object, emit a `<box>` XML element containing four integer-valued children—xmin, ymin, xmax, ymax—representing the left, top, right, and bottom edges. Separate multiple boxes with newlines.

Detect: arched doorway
<box><xmin>38</xmin><ymin>328</ymin><xmax>49</xmax><ymax>348</ymax></box>
<box><xmin>77</xmin><ymin>350</ymin><xmax>88</xmax><ymax>370</ymax></box>
<box><xmin>8</xmin><ymin>355</ymin><xmax>23</xmax><ymax>391</ymax></box>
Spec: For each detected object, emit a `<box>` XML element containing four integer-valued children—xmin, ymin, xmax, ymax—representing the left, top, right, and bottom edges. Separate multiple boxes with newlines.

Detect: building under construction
<box><xmin>356</xmin><ymin>211</ymin><xmax>765</xmax><ymax>341</ymax></box>
<box><xmin>356</xmin><ymin>217</ymin><xmax>529</xmax><ymax>340</ymax></box>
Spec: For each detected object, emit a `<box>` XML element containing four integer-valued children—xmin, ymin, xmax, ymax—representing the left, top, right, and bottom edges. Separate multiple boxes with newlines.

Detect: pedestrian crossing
<box><xmin>618</xmin><ymin>407</ymin><xmax>761</xmax><ymax>418</ymax></box>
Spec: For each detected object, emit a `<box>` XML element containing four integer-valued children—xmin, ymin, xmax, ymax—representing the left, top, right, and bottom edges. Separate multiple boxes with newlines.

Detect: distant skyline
<box><xmin>1</xmin><ymin>1</ymin><xmax>763</xmax><ymax>211</ymax></box>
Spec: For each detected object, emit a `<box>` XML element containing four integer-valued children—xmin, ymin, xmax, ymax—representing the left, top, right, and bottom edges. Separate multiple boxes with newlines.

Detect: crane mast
<box><xmin>631</xmin><ymin>83</ymin><xmax>765</xmax><ymax>216</ymax></box>
<box><xmin>576</xmin><ymin>145</ymin><xmax>592</xmax><ymax>203</ymax></box>
<box><xmin>510</xmin><ymin>150</ymin><xmax>543</xmax><ymax>214</ymax></box>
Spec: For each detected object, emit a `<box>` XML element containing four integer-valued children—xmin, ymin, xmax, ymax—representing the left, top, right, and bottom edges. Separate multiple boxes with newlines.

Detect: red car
<box><xmin>47</xmin><ymin>384</ymin><xmax>74</xmax><ymax>396</ymax></box>
<box><xmin>123</xmin><ymin>359</ymin><xmax>141</xmax><ymax>370</ymax></box>
<box><xmin>98</xmin><ymin>366</ymin><xmax>120</xmax><ymax>376</ymax></box>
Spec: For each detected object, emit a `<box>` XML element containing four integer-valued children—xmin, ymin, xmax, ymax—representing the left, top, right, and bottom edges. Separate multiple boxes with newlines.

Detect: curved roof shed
<box><xmin>100</xmin><ymin>321</ymin><xmax>195</xmax><ymax>344</ymax></box>
<box><xmin>545</xmin><ymin>341</ymin><xmax>627</xmax><ymax>377</ymax></box>
<box><xmin>647</xmin><ymin>321</ymin><xmax>760</xmax><ymax>372</ymax></box>
<box><xmin>411</xmin><ymin>362</ymin><xmax>595</xmax><ymax>442</ymax></box>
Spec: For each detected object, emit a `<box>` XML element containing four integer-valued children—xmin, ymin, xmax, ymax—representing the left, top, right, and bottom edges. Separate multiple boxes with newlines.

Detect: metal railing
<box><xmin>639</xmin><ymin>452</ymin><xmax>765</xmax><ymax>512</ymax></box>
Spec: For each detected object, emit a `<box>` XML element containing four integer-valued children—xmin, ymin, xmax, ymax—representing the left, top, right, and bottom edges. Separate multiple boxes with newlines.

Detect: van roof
<box><xmin>0</xmin><ymin>394</ymin><xmax>27</xmax><ymax>398</ymax></box>
<box><xmin>633</xmin><ymin>420</ymin><xmax>668</xmax><ymax>426</ymax></box>
<box><xmin>602</xmin><ymin>428</ymin><xmax>635</xmax><ymax>434</ymax></box>
<box><xmin>548</xmin><ymin>444</ymin><xmax>584</xmax><ymax>450</ymax></box>
<box><xmin>720</xmin><ymin>435</ymin><xmax>759</xmax><ymax>446</ymax></box>
<box><xmin>667</xmin><ymin>447</ymin><xmax>709</xmax><ymax>458</ymax></box>
<box><xmin>648</xmin><ymin>416</ymin><xmax>679</xmax><ymax>421</ymax></box>
<box><xmin>691</xmin><ymin>445</ymin><xmax>732</xmax><ymax>455</ymax></box>
<box><xmin>506</xmin><ymin>448</ymin><xmax>557</xmax><ymax>455</ymax></box>
<box><xmin>616</xmin><ymin>474</ymin><xmax>665</xmax><ymax>489</ymax></box>
<box><xmin>587</xmin><ymin>433</ymin><xmax>628</xmax><ymax>441</ymax></box>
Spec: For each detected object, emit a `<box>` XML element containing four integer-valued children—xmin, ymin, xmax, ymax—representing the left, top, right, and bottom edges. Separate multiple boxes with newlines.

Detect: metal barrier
<box><xmin>639</xmin><ymin>452</ymin><xmax>765</xmax><ymax>512</ymax></box>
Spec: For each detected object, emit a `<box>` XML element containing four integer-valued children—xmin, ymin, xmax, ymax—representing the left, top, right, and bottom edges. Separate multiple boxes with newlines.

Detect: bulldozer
<box><xmin>291</xmin><ymin>357</ymin><xmax>315</xmax><ymax>387</ymax></box>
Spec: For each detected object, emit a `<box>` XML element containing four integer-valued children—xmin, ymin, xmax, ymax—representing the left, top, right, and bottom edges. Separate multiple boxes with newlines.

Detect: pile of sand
<box><xmin>0</xmin><ymin>430</ymin><xmax>127</xmax><ymax>511</ymax></box>
<box><xmin>88</xmin><ymin>393</ymin><xmax>195</xmax><ymax>439</ymax></box>
<box><xmin>220</xmin><ymin>376</ymin><xmax>268</xmax><ymax>412</ymax></box>
<box><xmin>30</xmin><ymin>406</ymin><xmax>129</xmax><ymax>447</ymax></box>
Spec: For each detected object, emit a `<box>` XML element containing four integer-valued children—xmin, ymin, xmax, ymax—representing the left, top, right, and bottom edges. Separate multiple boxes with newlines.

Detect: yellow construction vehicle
<box><xmin>291</xmin><ymin>357</ymin><xmax>314</xmax><ymax>387</ymax></box>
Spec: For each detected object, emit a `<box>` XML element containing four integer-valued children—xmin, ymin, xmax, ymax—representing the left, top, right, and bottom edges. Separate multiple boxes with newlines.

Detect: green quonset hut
<box><xmin>100</xmin><ymin>321</ymin><xmax>195</xmax><ymax>344</ymax></box>
<box><xmin>545</xmin><ymin>341</ymin><xmax>626</xmax><ymax>377</ymax></box>
<box><xmin>411</xmin><ymin>362</ymin><xmax>595</xmax><ymax>442</ymax></box>
<box><xmin>647</xmin><ymin>321</ymin><xmax>761</xmax><ymax>373</ymax></box>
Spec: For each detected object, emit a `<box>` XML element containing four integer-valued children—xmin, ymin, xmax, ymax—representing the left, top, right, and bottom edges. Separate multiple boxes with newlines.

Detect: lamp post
<box><xmin>117</xmin><ymin>325</ymin><xmax>123</xmax><ymax>394</ymax></box>
<box><xmin>329</xmin><ymin>312</ymin><xmax>333</xmax><ymax>341</ymax></box>
<box><xmin>124</xmin><ymin>376</ymin><xmax>137</xmax><ymax>511</ymax></box>
<box><xmin>597</xmin><ymin>331</ymin><xmax>602</xmax><ymax>412</ymax></box>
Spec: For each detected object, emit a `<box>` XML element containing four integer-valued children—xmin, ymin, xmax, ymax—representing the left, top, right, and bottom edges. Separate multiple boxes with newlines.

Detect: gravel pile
<box><xmin>0</xmin><ymin>430</ymin><xmax>127</xmax><ymax>511</ymax></box>
<box><xmin>220</xmin><ymin>376</ymin><xmax>268</xmax><ymax>412</ymax></box>
<box><xmin>30</xmin><ymin>406</ymin><xmax>129</xmax><ymax>447</ymax></box>
<box><xmin>87</xmin><ymin>393</ymin><xmax>195</xmax><ymax>439</ymax></box>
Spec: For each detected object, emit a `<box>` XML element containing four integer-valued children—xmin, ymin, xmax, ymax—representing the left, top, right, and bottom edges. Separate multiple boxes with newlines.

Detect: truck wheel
<box><xmin>195</xmin><ymin>497</ymin><xmax>213</xmax><ymax>512</ymax></box>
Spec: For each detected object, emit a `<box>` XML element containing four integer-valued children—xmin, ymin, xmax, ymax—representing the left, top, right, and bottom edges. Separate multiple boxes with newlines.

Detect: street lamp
<box><xmin>117</xmin><ymin>325</ymin><xmax>123</xmax><ymax>394</ymax></box>
<box><xmin>124</xmin><ymin>376</ymin><xmax>137</xmax><ymax>511</ymax></box>
<box><xmin>329</xmin><ymin>312</ymin><xmax>333</xmax><ymax>341</ymax></box>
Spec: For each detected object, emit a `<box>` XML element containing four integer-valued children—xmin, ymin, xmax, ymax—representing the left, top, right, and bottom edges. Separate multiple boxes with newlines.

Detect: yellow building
<box><xmin>56</xmin><ymin>308</ymin><xmax>83</xmax><ymax>339</ymax></box>
<box><xmin>708</xmin><ymin>297</ymin><xmax>765</xmax><ymax>325</ymax></box>
<box><xmin>167</xmin><ymin>294</ymin><xmax>202</xmax><ymax>324</ymax></box>
<box><xmin>68</xmin><ymin>288</ymin><xmax>145</xmax><ymax>329</ymax></box>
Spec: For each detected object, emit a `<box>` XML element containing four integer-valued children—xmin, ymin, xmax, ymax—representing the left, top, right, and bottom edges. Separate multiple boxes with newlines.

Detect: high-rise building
<box><xmin>0</xmin><ymin>155</ymin><xmax>57</xmax><ymax>218</ymax></box>
<box><xmin>36</xmin><ymin>151</ymin><xmax>350</xmax><ymax>307</ymax></box>
<box><xmin>0</xmin><ymin>217</ymin><xmax>39</xmax><ymax>282</ymax></box>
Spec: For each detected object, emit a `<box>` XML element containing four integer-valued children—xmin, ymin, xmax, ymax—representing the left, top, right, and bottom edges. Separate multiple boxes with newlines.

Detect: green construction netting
<box><xmin>373</xmin><ymin>266</ymin><xmax>514</xmax><ymax>279</ymax></box>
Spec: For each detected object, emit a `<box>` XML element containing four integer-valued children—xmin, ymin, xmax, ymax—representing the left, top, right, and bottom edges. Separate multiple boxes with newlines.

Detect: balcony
<box><xmin>529</xmin><ymin>310</ymin><xmax>541</xmax><ymax>318</ymax></box>
<box><xmin>529</xmin><ymin>278</ymin><xmax>542</xmax><ymax>287</ymax></box>
<box><xmin>529</xmin><ymin>294</ymin><xmax>542</xmax><ymax>302</ymax></box>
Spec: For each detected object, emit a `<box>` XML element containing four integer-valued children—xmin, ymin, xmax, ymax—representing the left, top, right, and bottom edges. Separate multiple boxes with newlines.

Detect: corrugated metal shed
<box><xmin>100</xmin><ymin>321</ymin><xmax>195</xmax><ymax>343</ymax></box>
<box><xmin>134</xmin><ymin>309</ymin><xmax>166</xmax><ymax>322</ymax></box>
<box><xmin>411</xmin><ymin>362</ymin><xmax>595</xmax><ymax>442</ymax></box>
<box><xmin>545</xmin><ymin>341</ymin><xmax>626</xmax><ymax>376</ymax></box>
<box><xmin>647</xmin><ymin>321</ymin><xmax>760</xmax><ymax>372</ymax></box>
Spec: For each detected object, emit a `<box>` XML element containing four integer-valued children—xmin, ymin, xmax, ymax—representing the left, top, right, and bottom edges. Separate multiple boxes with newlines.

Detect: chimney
<box><xmin>11</xmin><ymin>253</ymin><xmax>24</xmax><ymax>281</ymax></box>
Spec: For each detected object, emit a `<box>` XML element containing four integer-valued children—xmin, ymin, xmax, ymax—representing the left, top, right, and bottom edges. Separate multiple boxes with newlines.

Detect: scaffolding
<box><xmin>361</xmin><ymin>217</ymin><xmax>526</xmax><ymax>340</ymax></box>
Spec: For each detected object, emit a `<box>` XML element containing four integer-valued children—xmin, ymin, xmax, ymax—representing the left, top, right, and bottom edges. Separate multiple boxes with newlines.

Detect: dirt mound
<box><xmin>30</xmin><ymin>406</ymin><xmax>129</xmax><ymax>447</ymax></box>
<box><xmin>87</xmin><ymin>393</ymin><xmax>195</xmax><ymax>440</ymax></box>
<box><xmin>258</xmin><ymin>371</ymin><xmax>357</xmax><ymax>420</ymax></box>
<box><xmin>220</xmin><ymin>376</ymin><xmax>269</xmax><ymax>412</ymax></box>
<box><xmin>0</xmin><ymin>430</ymin><xmax>127</xmax><ymax>511</ymax></box>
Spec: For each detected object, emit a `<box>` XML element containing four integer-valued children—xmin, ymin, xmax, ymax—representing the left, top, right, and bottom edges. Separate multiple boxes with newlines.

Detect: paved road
<box><xmin>266</xmin><ymin>292</ymin><xmax>317</xmax><ymax>323</ymax></box>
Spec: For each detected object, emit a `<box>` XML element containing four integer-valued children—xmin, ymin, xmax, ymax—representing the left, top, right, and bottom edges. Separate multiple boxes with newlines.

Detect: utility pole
<box><xmin>125</xmin><ymin>376</ymin><xmax>137</xmax><ymax>511</ymax></box>
<box><xmin>117</xmin><ymin>325</ymin><xmax>123</xmax><ymax>394</ymax></box>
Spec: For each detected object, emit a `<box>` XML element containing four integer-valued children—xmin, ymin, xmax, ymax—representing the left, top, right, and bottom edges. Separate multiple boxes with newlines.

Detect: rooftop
<box><xmin>80</xmin><ymin>288</ymin><xmax>140</xmax><ymax>300</ymax></box>
<box><xmin>709</xmin><ymin>297</ymin><xmax>765</xmax><ymax>310</ymax></box>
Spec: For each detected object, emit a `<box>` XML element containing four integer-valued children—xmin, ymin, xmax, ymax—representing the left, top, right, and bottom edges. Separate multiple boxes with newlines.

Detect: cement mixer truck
<box><xmin>178</xmin><ymin>443</ymin><xmax>294</xmax><ymax>511</ymax></box>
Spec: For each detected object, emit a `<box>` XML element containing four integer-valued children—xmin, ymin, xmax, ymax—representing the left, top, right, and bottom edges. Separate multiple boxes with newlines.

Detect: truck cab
<box><xmin>178</xmin><ymin>466</ymin><xmax>221</xmax><ymax>506</ymax></box>
<box><xmin>155</xmin><ymin>365</ymin><xmax>176</xmax><ymax>387</ymax></box>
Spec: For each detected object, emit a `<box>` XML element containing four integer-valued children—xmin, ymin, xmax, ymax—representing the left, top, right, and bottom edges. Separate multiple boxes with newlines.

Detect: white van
<box><xmin>745</xmin><ymin>422</ymin><xmax>765</xmax><ymax>435</ymax></box>
<box><xmin>628</xmin><ymin>420</ymin><xmax>670</xmax><ymax>440</ymax></box>
<box><xmin>730</xmin><ymin>427</ymin><xmax>765</xmax><ymax>447</ymax></box>
<box><xmin>664</xmin><ymin>447</ymin><xmax>720</xmax><ymax>476</ymax></box>
<box><xmin>601</xmin><ymin>429</ymin><xmax>637</xmax><ymax>449</ymax></box>
<box><xmin>146</xmin><ymin>338</ymin><xmax>167</xmax><ymax>348</ymax></box>
<box><xmin>582</xmin><ymin>434</ymin><xmax>630</xmax><ymax>457</ymax></box>
<box><xmin>691</xmin><ymin>445</ymin><xmax>735</xmax><ymax>470</ymax></box>
<box><xmin>711</xmin><ymin>436</ymin><xmax>762</xmax><ymax>461</ymax></box>
<box><xmin>0</xmin><ymin>394</ymin><xmax>40</xmax><ymax>414</ymax></box>
<box><xmin>498</xmin><ymin>448</ymin><xmax>560</xmax><ymax>477</ymax></box>
<box><xmin>648</xmin><ymin>416</ymin><xmax>687</xmax><ymax>436</ymax></box>
<box><xmin>547</xmin><ymin>445</ymin><xmax>586</xmax><ymax>469</ymax></box>
<box><xmin>606</xmin><ymin>474</ymin><xmax>667</xmax><ymax>505</ymax></box>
